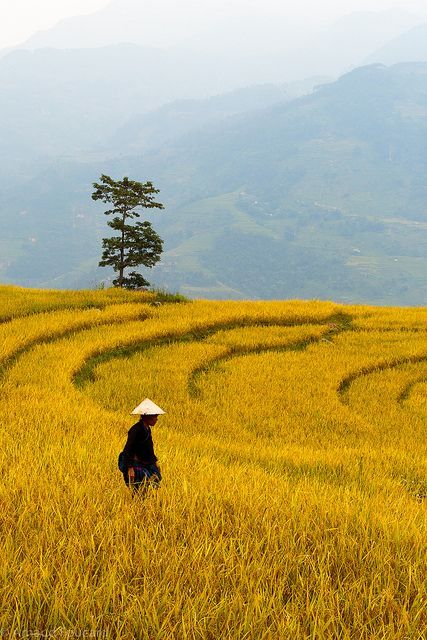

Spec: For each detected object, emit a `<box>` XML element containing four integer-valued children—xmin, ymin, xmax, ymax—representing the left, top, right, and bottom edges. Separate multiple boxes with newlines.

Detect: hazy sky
<box><xmin>0</xmin><ymin>0</ymin><xmax>107</xmax><ymax>48</ymax></box>
<box><xmin>1</xmin><ymin>0</ymin><xmax>427</xmax><ymax>49</ymax></box>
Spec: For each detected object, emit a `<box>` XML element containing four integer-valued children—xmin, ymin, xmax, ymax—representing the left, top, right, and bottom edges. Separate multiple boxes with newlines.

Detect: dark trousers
<box><xmin>124</xmin><ymin>462</ymin><xmax>162</xmax><ymax>496</ymax></box>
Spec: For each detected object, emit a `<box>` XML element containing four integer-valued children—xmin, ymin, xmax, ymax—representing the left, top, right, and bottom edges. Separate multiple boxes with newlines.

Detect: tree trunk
<box><xmin>119</xmin><ymin>211</ymin><xmax>125</xmax><ymax>287</ymax></box>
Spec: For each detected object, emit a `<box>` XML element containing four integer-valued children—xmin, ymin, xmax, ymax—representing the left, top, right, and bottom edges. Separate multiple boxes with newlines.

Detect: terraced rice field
<box><xmin>0</xmin><ymin>286</ymin><xmax>426</xmax><ymax>639</ymax></box>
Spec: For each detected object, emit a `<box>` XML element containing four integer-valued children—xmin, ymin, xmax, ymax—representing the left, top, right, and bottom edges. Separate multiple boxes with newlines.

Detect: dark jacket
<box><xmin>122</xmin><ymin>420</ymin><xmax>158</xmax><ymax>468</ymax></box>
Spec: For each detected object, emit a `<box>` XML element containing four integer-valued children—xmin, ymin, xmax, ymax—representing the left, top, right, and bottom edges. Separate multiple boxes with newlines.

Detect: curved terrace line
<box><xmin>0</xmin><ymin>304</ymin><xmax>106</xmax><ymax>326</ymax></box>
<box><xmin>0</xmin><ymin>299</ymin><xmax>147</xmax><ymax>326</ymax></box>
<box><xmin>338</xmin><ymin>353</ymin><xmax>427</xmax><ymax>404</ymax></box>
<box><xmin>0</xmin><ymin>309</ymin><xmax>151</xmax><ymax>386</ymax></box>
<box><xmin>73</xmin><ymin>312</ymin><xmax>353</xmax><ymax>390</ymax></box>
<box><xmin>352</xmin><ymin>326</ymin><xmax>427</xmax><ymax>334</ymax></box>
<box><xmin>187</xmin><ymin>332</ymin><xmax>339</xmax><ymax>399</ymax></box>
<box><xmin>0</xmin><ymin>288</ymin><xmax>177</xmax><ymax>325</ymax></box>
<box><xmin>397</xmin><ymin>374</ymin><xmax>427</xmax><ymax>405</ymax></box>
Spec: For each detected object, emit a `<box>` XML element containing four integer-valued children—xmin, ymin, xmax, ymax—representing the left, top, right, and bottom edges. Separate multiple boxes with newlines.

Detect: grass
<box><xmin>0</xmin><ymin>285</ymin><xmax>425</xmax><ymax>639</ymax></box>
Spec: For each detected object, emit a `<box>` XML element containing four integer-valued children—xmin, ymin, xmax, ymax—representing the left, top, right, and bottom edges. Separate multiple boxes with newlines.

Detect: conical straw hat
<box><xmin>131</xmin><ymin>398</ymin><xmax>166</xmax><ymax>415</ymax></box>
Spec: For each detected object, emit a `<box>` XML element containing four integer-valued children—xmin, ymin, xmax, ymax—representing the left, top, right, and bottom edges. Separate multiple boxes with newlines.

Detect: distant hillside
<box><xmin>2</xmin><ymin>63</ymin><xmax>427</xmax><ymax>304</ymax></box>
<box><xmin>0</xmin><ymin>45</ymin><xmax>169</xmax><ymax>182</ymax></box>
<box><xmin>106</xmin><ymin>84</ymin><xmax>293</xmax><ymax>153</ymax></box>
<box><xmin>161</xmin><ymin>62</ymin><xmax>427</xmax><ymax>216</ymax></box>
<box><xmin>283</xmin><ymin>10</ymin><xmax>424</xmax><ymax>80</ymax></box>
<box><xmin>0</xmin><ymin>43</ymin><xmax>326</xmax><ymax>186</ymax></box>
<box><xmin>9</xmin><ymin>6</ymin><xmax>423</xmax><ymax>82</ymax></box>
<box><xmin>22</xmin><ymin>0</ymin><xmax>211</xmax><ymax>49</ymax></box>
<box><xmin>365</xmin><ymin>23</ymin><xmax>427</xmax><ymax>65</ymax></box>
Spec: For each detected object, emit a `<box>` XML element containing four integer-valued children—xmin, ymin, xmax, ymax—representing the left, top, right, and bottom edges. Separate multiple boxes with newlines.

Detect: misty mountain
<box><xmin>106</xmin><ymin>84</ymin><xmax>294</xmax><ymax>154</ymax></box>
<box><xmin>365</xmin><ymin>23</ymin><xmax>427</xmax><ymax>66</ymax></box>
<box><xmin>19</xmin><ymin>0</ymin><xmax>317</xmax><ymax>54</ymax></box>
<box><xmin>11</xmin><ymin>5</ymin><xmax>424</xmax><ymax>84</ymax></box>
<box><xmin>2</xmin><ymin>62</ymin><xmax>427</xmax><ymax>304</ymax></box>
<box><xmin>0</xmin><ymin>45</ymin><xmax>167</xmax><ymax>179</ymax></box>
<box><xmin>22</xmin><ymin>0</ymin><xmax>216</xmax><ymax>50</ymax></box>
<box><xmin>180</xmin><ymin>10</ymin><xmax>423</xmax><ymax>81</ymax></box>
<box><xmin>285</xmin><ymin>10</ymin><xmax>423</xmax><ymax>79</ymax></box>
<box><xmin>172</xmin><ymin>14</ymin><xmax>317</xmax><ymax>58</ymax></box>
<box><xmin>106</xmin><ymin>76</ymin><xmax>338</xmax><ymax>156</ymax></box>
<box><xmin>0</xmin><ymin>44</ymin><xmax>292</xmax><ymax>184</ymax></box>
<box><xmin>0</xmin><ymin>40</ymin><xmax>328</xmax><ymax>188</ymax></box>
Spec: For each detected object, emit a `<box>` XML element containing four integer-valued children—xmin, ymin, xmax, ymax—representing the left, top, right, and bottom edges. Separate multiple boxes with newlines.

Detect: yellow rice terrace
<box><xmin>0</xmin><ymin>285</ymin><xmax>425</xmax><ymax>639</ymax></box>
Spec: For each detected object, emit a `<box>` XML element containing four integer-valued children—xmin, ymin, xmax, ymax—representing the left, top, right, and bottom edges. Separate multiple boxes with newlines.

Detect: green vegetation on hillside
<box><xmin>2</xmin><ymin>63</ymin><xmax>427</xmax><ymax>303</ymax></box>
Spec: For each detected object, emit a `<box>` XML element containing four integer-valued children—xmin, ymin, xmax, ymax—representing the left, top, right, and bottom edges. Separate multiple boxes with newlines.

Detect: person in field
<box><xmin>118</xmin><ymin>398</ymin><xmax>165</xmax><ymax>496</ymax></box>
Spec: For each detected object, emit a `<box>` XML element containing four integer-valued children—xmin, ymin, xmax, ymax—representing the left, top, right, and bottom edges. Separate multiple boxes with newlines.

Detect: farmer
<box><xmin>119</xmin><ymin>398</ymin><xmax>165</xmax><ymax>496</ymax></box>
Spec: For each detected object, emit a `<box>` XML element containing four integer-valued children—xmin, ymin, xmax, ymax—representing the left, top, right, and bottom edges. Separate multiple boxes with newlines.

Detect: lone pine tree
<box><xmin>92</xmin><ymin>174</ymin><xmax>164</xmax><ymax>289</ymax></box>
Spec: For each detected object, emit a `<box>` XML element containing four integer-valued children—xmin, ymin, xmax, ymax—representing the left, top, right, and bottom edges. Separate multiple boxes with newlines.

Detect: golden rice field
<box><xmin>0</xmin><ymin>285</ymin><xmax>426</xmax><ymax>639</ymax></box>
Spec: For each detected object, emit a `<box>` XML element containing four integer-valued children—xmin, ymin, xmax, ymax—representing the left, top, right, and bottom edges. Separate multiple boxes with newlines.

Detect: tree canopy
<box><xmin>92</xmin><ymin>174</ymin><xmax>164</xmax><ymax>289</ymax></box>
